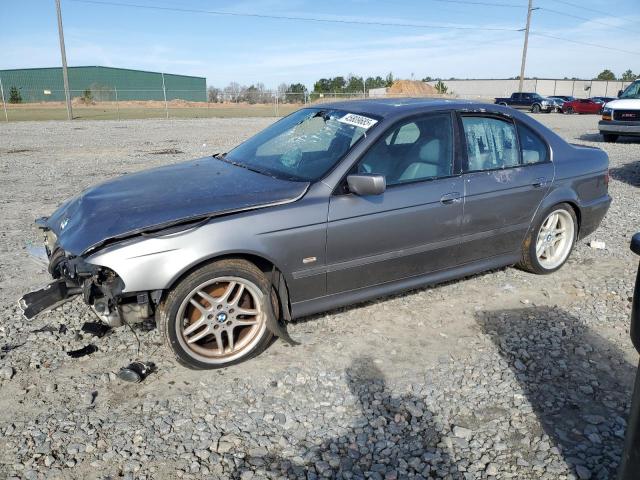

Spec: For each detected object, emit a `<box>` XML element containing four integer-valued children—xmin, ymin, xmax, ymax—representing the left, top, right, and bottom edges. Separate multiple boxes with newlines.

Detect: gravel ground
<box><xmin>0</xmin><ymin>113</ymin><xmax>638</xmax><ymax>480</ymax></box>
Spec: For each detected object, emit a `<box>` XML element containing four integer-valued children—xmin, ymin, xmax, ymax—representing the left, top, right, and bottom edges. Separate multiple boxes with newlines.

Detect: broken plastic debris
<box><xmin>32</xmin><ymin>325</ymin><xmax>57</xmax><ymax>334</ymax></box>
<box><xmin>81</xmin><ymin>322</ymin><xmax>111</xmax><ymax>338</ymax></box>
<box><xmin>589</xmin><ymin>240</ymin><xmax>606</xmax><ymax>250</ymax></box>
<box><xmin>67</xmin><ymin>344</ymin><xmax>98</xmax><ymax>358</ymax></box>
<box><xmin>117</xmin><ymin>361</ymin><xmax>156</xmax><ymax>383</ymax></box>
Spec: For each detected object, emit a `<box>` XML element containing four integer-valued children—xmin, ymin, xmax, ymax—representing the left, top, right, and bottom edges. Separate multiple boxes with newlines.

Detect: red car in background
<box><xmin>562</xmin><ymin>98</ymin><xmax>604</xmax><ymax>114</ymax></box>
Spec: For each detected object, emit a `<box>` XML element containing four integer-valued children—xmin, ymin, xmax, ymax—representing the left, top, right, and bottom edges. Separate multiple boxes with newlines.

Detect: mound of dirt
<box><xmin>387</xmin><ymin>80</ymin><xmax>438</xmax><ymax>96</ymax></box>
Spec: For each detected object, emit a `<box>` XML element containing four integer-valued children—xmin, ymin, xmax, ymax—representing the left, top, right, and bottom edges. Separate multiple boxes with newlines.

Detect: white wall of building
<box><xmin>425</xmin><ymin>79</ymin><xmax>632</xmax><ymax>100</ymax></box>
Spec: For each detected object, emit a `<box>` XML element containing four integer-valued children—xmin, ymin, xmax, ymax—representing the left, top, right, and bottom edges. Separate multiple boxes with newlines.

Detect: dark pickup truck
<box><xmin>494</xmin><ymin>92</ymin><xmax>554</xmax><ymax>113</ymax></box>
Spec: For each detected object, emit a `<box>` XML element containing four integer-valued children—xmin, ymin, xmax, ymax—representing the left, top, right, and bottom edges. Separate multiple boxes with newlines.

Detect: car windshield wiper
<box><xmin>214</xmin><ymin>154</ymin><xmax>276</xmax><ymax>178</ymax></box>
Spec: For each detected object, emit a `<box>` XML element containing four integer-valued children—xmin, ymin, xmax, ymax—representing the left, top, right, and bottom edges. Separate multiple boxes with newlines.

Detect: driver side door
<box><xmin>325</xmin><ymin>112</ymin><xmax>464</xmax><ymax>294</ymax></box>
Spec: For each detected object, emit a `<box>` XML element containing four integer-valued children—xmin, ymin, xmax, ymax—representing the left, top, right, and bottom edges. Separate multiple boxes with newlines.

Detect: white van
<box><xmin>599</xmin><ymin>80</ymin><xmax>640</xmax><ymax>142</ymax></box>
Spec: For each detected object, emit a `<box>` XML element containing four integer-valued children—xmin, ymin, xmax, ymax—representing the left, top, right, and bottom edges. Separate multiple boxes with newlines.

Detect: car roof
<box><xmin>305</xmin><ymin>97</ymin><xmax>492</xmax><ymax>119</ymax></box>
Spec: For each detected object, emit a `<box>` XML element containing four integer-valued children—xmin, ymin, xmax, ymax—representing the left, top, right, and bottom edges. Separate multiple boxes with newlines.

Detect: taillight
<box><xmin>604</xmin><ymin>170</ymin><xmax>610</xmax><ymax>187</ymax></box>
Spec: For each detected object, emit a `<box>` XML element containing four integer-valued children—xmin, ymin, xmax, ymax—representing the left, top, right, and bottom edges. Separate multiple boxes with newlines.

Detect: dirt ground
<box><xmin>0</xmin><ymin>113</ymin><xmax>638</xmax><ymax>479</ymax></box>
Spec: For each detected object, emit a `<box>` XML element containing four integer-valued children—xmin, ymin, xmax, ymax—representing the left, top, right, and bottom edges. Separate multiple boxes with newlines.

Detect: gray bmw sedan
<box><xmin>21</xmin><ymin>99</ymin><xmax>611</xmax><ymax>369</ymax></box>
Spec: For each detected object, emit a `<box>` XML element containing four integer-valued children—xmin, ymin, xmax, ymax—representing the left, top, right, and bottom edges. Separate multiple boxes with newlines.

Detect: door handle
<box><xmin>532</xmin><ymin>177</ymin><xmax>547</xmax><ymax>188</ymax></box>
<box><xmin>440</xmin><ymin>192</ymin><xmax>462</xmax><ymax>205</ymax></box>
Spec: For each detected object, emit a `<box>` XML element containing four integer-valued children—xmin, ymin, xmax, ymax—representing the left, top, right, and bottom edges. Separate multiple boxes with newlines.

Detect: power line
<box><xmin>69</xmin><ymin>0</ymin><xmax>522</xmax><ymax>32</ymax></box>
<box><xmin>550</xmin><ymin>0</ymin><xmax>636</xmax><ymax>23</ymax></box>
<box><xmin>531</xmin><ymin>32</ymin><xmax>640</xmax><ymax>56</ymax></box>
<box><xmin>539</xmin><ymin>7</ymin><xmax>638</xmax><ymax>34</ymax></box>
<box><xmin>431</xmin><ymin>0</ymin><xmax>526</xmax><ymax>7</ymax></box>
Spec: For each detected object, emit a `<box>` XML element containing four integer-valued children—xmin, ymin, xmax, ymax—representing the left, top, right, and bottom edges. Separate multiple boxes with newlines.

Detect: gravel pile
<box><xmin>0</xmin><ymin>114</ymin><xmax>638</xmax><ymax>479</ymax></box>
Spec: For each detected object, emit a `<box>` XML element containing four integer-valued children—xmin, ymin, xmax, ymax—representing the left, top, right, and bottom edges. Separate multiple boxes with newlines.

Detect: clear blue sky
<box><xmin>1</xmin><ymin>0</ymin><xmax>639</xmax><ymax>89</ymax></box>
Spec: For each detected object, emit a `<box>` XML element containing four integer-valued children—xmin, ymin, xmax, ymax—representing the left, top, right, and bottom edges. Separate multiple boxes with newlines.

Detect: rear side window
<box><xmin>461</xmin><ymin>116</ymin><xmax>519</xmax><ymax>172</ymax></box>
<box><xmin>517</xmin><ymin>123</ymin><xmax>548</xmax><ymax>164</ymax></box>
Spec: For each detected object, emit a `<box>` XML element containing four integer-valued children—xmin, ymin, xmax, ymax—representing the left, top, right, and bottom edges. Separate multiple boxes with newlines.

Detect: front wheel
<box><xmin>158</xmin><ymin>259</ymin><xmax>275</xmax><ymax>369</ymax></box>
<box><xmin>518</xmin><ymin>204</ymin><xmax>577</xmax><ymax>274</ymax></box>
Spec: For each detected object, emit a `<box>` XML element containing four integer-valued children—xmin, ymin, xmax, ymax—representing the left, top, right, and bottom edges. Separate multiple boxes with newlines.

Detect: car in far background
<box><xmin>600</xmin><ymin>79</ymin><xmax>640</xmax><ymax>143</ymax></box>
<box><xmin>547</xmin><ymin>97</ymin><xmax>564</xmax><ymax>113</ymax></box>
<box><xmin>549</xmin><ymin>95</ymin><xmax>576</xmax><ymax>103</ymax></box>
<box><xmin>591</xmin><ymin>96</ymin><xmax>616</xmax><ymax>106</ymax></box>
<box><xmin>562</xmin><ymin>98</ymin><xmax>604</xmax><ymax>115</ymax></box>
<box><xmin>494</xmin><ymin>92</ymin><xmax>554</xmax><ymax>113</ymax></box>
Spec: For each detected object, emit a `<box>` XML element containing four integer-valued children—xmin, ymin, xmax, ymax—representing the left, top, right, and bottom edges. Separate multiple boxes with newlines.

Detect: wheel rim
<box><xmin>536</xmin><ymin>209</ymin><xmax>575</xmax><ymax>270</ymax></box>
<box><xmin>175</xmin><ymin>276</ymin><xmax>266</xmax><ymax>365</ymax></box>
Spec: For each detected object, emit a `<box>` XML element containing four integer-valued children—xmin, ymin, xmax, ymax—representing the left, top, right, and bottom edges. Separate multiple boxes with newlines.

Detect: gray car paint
<box><xmin>67</xmin><ymin>99</ymin><xmax>609</xmax><ymax>320</ymax></box>
<box><xmin>43</xmin><ymin>157</ymin><xmax>310</xmax><ymax>255</ymax></box>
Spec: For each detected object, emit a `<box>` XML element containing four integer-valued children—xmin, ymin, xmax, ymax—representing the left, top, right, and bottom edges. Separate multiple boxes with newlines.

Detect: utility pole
<box><xmin>0</xmin><ymin>76</ymin><xmax>8</xmax><ymax>122</ymax></box>
<box><xmin>55</xmin><ymin>0</ymin><xmax>73</xmax><ymax>120</ymax></box>
<box><xmin>518</xmin><ymin>0</ymin><xmax>537</xmax><ymax>93</ymax></box>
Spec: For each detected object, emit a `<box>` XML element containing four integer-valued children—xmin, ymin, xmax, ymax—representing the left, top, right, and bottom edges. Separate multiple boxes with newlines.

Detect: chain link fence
<box><xmin>0</xmin><ymin>84</ymin><xmax>452</xmax><ymax>122</ymax></box>
<box><xmin>2</xmin><ymin>87</ymin><xmax>372</xmax><ymax>121</ymax></box>
<box><xmin>4</xmin><ymin>79</ymin><xmax>628</xmax><ymax>122</ymax></box>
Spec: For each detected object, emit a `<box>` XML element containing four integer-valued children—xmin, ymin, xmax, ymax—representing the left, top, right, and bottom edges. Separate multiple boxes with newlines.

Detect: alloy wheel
<box><xmin>175</xmin><ymin>276</ymin><xmax>266</xmax><ymax>364</ymax></box>
<box><xmin>535</xmin><ymin>209</ymin><xmax>575</xmax><ymax>270</ymax></box>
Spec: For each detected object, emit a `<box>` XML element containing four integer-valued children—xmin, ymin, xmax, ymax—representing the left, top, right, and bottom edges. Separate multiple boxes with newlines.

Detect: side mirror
<box><xmin>347</xmin><ymin>174</ymin><xmax>386</xmax><ymax>196</ymax></box>
<box><xmin>618</xmin><ymin>89</ymin><xmax>624</xmax><ymax>98</ymax></box>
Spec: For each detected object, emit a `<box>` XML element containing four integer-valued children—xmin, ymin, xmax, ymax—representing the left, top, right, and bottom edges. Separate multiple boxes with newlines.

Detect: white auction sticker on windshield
<box><xmin>338</xmin><ymin>113</ymin><xmax>378</xmax><ymax>129</ymax></box>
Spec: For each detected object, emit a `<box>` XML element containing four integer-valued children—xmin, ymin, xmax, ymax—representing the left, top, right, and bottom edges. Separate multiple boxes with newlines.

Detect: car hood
<box><xmin>605</xmin><ymin>99</ymin><xmax>640</xmax><ymax>109</ymax></box>
<box><xmin>43</xmin><ymin>157</ymin><xmax>309</xmax><ymax>255</ymax></box>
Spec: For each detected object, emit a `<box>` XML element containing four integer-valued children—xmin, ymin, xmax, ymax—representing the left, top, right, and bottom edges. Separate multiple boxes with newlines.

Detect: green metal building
<box><xmin>0</xmin><ymin>66</ymin><xmax>206</xmax><ymax>102</ymax></box>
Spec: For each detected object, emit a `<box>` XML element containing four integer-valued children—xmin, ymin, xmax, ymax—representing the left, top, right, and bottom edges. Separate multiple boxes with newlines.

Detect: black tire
<box><xmin>603</xmin><ymin>133</ymin><xmax>618</xmax><ymax>143</ymax></box>
<box><xmin>566</xmin><ymin>106</ymin><xmax>574</xmax><ymax>114</ymax></box>
<box><xmin>158</xmin><ymin>258</ymin><xmax>275</xmax><ymax>369</ymax></box>
<box><xmin>531</xmin><ymin>104</ymin><xmax>541</xmax><ymax>113</ymax></box>
<box><xmin>518</xmin><ymin>203</ymin><xmax>578</xmax><ymax>275</ymax></box>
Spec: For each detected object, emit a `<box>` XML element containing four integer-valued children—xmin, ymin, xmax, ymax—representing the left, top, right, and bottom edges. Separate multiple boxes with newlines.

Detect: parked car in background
<box><xmin>547</xmin><ymin>97</ymin><xmax>564</xmax><ymax>113</ymax></box>
<box><xmin>20</xmin><ymin>99</ymin><xmax>611</xmax><ymax>369</ymax></box>
<box><xmin>494</xmin><ymin>92</ymin><xmax>554</xmax><ymax>113</ymax></box>
<box><xmin>591</xmin><ymin>96</ymin><xmax>616</xmax><ymax>105</ymax></box>
<box><xmin>599</xmin><ymin>79</ymin><xmax>640</xmax><ymax>142</ymax></box>
<box><xmin>549</xmin><ymin>95</ymin><xmax>576</xmax><ymax>102</ymax></box>
<box><xmin>562</xmin><ymin>98</ymin><xmax>603</xmax><ymax>114</ymax></box>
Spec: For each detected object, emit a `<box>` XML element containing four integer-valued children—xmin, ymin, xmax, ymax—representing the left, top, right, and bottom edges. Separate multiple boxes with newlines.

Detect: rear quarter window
<box><xmin>517</xmin><ymin>123</ymin><xmax>548</xmax><ymax>164</ymax></box>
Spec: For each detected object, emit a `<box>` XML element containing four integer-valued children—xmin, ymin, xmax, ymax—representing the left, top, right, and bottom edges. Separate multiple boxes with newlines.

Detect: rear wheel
<box><xmin>531</xmin><ymin>104</ymin><xmax>541</xmax><ymax>113</ymax></box>
<box><xmin>158</xmin><ymin>259</ymin><xmax>274</xmax><ymax>369</ymax></box>
<box><xmin>518</xmin><ymin>204</ymin><xmax>577</xmax><ymax>274</ymax></box>
<box><xmin>603</xmin><ymin>133</ymin><xmax>618</xmax><ymax>143</ymax></box>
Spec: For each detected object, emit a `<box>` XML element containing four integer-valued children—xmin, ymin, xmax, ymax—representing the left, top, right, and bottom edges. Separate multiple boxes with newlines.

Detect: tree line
<box><xmin>207</xmin><ymin>73</ymin><xmax>397</xmax><ymax>104</ymax></box>
<box><xmin>595</xmin><ymin>69</ymin><xmax>638</xmax><ymax>81</ymax></box>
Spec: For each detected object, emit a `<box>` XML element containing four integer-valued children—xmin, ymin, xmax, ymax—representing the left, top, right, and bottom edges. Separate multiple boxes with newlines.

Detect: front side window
<box><xmin>517</xmin><ymin>123</ymin><xmax>548</xmax><ymax>164</ymax></box>
<box><xmin>225</xmin><ymin>108</ymin><xmax>374</xmax><ymax>181</ymax></box>
<box><xmin>356</xmin><ymin>113</ymin><xmax>453</xmax><ymax>185</ymax></box>
<box><xmin>462</xmin><ymin>116</ymin><xmax>519</xmax><ymax>172</ymax></box>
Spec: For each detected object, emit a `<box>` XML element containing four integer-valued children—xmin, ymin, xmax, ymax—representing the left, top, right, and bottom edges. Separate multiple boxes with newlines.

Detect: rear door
<box><xmin>325</xmin><ymin>112</ymin><xmax>464</xmax><ymax>293</ymax></box>
<box><xmin>512</xmin><ymin>93</ymin><xmax>524</xmax><ymax>108</ymax></box>
<box><xmin>457</xmin><ymin>113</ymin><xmax>554</xmax><ymax>263</ymax></box>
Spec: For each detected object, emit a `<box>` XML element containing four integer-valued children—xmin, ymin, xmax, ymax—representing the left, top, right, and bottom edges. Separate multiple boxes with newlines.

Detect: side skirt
<box><xmin>290</xmin><ymin>252</ymin><xmax>520</xmax><ymax>319</ymax></box>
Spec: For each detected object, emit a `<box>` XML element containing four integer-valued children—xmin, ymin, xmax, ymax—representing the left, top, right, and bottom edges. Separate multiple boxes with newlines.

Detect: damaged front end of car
<box><xmin>20</xmin><ymin>219</ymin><xmax>155</xmax><ymax>327</ymax></box>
